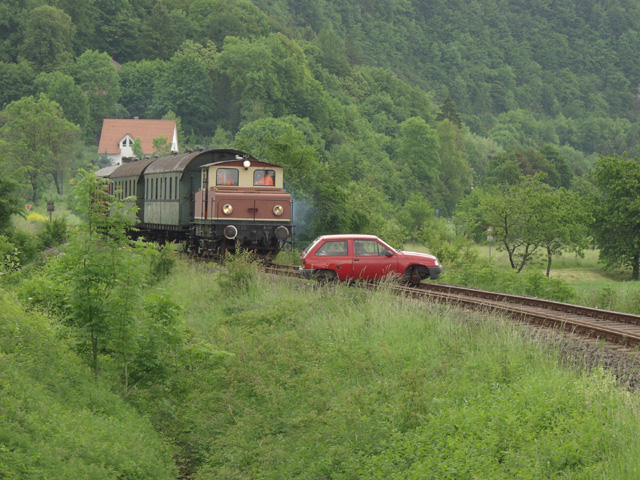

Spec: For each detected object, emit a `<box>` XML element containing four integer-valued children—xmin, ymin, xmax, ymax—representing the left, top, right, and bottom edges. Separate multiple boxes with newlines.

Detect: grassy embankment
<box><xmin>0</xmin><ymin>291</ymin><xmax>177</xmax><ymax>479</ymax></box>
<box><xmin>404</xmin><ymin>242</ymin><xmax>640</xmax><ymax>313</ymax></box>
<box><xmin>137</xmin><ymin>259</ymin><xmax>640</xmax><ymax>478</ymax></box>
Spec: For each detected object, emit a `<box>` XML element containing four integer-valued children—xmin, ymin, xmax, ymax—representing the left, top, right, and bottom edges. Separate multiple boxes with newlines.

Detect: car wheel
<box><xmin>403</xmin><ymin>266</ymin><xmax>422</xmax><ymax>286</ymax></box>
<box><xmin>314</xmin><ymin>270</ymin><xmax>337</xmax><ymax>285</ymax></box>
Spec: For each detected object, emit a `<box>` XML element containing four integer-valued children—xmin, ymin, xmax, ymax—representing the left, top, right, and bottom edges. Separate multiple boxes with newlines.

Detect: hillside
<box><xmin>0</xmin><ymin>292</ymin><xmax>177</xmax><ymax>479</ymax></box>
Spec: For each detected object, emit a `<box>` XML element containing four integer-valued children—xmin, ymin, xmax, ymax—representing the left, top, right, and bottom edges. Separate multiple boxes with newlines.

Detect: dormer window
<box><xmin>120</xmin><ymin>135</ymin><xmax>134</xmax><ymax>149</ymax></box>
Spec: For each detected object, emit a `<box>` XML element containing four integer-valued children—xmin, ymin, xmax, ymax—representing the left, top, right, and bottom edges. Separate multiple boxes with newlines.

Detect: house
<box><xmin>97</xmin><ymin>118</ymin><xmax>179</xmax><ymax>165</ymax></box>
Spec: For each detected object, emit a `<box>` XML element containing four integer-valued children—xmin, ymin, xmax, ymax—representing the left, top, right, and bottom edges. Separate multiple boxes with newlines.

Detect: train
<box><xmin>97</xmin><ymin>148</ymin><xmax>293</xmax><ymax>258</ymax></box>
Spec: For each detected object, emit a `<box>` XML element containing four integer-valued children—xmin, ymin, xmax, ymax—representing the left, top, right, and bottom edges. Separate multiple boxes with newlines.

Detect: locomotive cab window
<box><xmin>254</xmin><ymin>170</ymin><xmax>275</xmax><ymax>186</ymax></box>
<box><xmin>216</xmin><ymin>168</ymin><xmax>239</xmax><ymax>186</ymax></box>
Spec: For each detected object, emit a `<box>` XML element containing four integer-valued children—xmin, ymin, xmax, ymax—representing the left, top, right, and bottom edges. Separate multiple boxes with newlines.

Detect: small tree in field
<box><xmin>457</xmin><ymin>175</ymin><xmax>588</xmax><ymax>274</ymax></box>
<box><xmin>60</xmin><ymin>169</ymin><xmax>140</xmax><ymax>380</ymax></box>
<box><xmin>56</xmin><ymin>170</ymin><xmax>182</xmax><ymax>393</ymax></box>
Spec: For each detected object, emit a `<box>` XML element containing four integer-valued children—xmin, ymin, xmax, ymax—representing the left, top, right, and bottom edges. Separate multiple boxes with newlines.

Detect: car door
<box><xmin>352</xmin><ymin>239</ymin><xmax>398</xmax><ymax>280</ymax></box>
<box><xmin>311</xmin><ymin>239</ymin><xmax>354</xmax><ymax>280</ymax></box>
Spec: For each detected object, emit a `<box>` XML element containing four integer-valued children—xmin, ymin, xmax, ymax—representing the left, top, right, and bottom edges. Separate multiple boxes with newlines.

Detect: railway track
<box><xmin>270</xmin><ymin>263</ymin><xmax>640</xmax><ymax>350</ymax></box>
<box><xmin>408</xmin><ymin>282</ymin><xmax>640</xmax><ymax>349</ymax></box>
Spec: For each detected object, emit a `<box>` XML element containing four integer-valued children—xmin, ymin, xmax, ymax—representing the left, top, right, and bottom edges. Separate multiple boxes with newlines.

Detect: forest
<box><xmin>2</xmin><ymin>0</ymin><xmax>640</xmax><ymax>279</ymax></box>
<box><xmin>3</xmin><ymin>1</ymin><xmax>640</xmax><ymax>477</ymax></box>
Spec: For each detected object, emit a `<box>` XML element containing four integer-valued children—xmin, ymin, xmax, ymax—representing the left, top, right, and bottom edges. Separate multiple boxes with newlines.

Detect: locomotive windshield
<box><xmin>254</xmin><ymin>170</ymin><xmax>275</xmax><ymax>186</ymax></box>
<box><xmin>216</xmin><ymin>168</ymin><xmax>239</xmax><ymax>186</ymax></box>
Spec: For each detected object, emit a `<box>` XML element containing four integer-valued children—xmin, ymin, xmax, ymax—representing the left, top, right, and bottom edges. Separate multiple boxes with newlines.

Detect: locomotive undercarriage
<box><xmin>190</xmin><ymin>220</ymin><xmax>291</xmax><ymax>260</ymax></box>
<box><xmin>129</xmin><ymin>220</ymin><xmax>291</xmax><ymax>260</ymax></box>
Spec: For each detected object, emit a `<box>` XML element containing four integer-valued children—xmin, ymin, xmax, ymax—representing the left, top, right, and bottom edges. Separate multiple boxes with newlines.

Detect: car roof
<box><xmin>315</xmin><ymin>234</ymin><xmax>381</xmax><ymax>241</ymax></box>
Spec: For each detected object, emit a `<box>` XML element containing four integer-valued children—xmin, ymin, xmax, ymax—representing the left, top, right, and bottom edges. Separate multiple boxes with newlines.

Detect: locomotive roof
<box><xmin>143</xmin><ymin>148</ymin><xmax>261</xmax><ymax>174</ymax></box>
<box><xmin>110</xmin><ymin>158</ymin><xmax>156</xmax><ymax>178</ymax></box>
<box><xmin>200</xmin><ymin>158</ymin><xmax>284</xmax><ymax>169</ymax></box>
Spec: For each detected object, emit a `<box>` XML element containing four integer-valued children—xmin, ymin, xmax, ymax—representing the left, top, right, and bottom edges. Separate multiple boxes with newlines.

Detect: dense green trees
<box><xmin>1</xmin><ymin>0</ymin><xmax>639</xmax><ymax>278</ymax></box>
<box><xmin>19</xmin><ymin>6</ymin><xmax>75</xmax><ymax>71</ymax></box>
<box><xmin>70</xmin><ymin>50</ymin><xmax>121</xmax><ymax>138</ymax></box>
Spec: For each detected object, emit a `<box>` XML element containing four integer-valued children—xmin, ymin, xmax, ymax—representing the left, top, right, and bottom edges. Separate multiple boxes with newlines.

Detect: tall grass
<box><xmin>151</xmin><ymin>263</ymin><xmax>640</xmax><ymax>478</ymax></box>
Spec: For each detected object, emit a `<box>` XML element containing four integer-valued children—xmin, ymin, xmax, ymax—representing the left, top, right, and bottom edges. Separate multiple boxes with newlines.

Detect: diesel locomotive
<box><xmin>97</xmin><ymin>148</ymin><xmax>293</xmax><ymax>258</ymax></box>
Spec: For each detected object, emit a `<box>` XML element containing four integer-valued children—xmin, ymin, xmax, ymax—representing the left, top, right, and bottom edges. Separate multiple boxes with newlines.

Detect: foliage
<box><xmin>590</xmin><ymin>155</ymin><xmax>640</xmax><ymax>280</ymax></box>
<box><xmin>18</xmin><ymin>6</ymin><xmax>75</xmax><ymax>72</ymax></box>
<box><xmin>151</xmin><ymin>49</ymin><xmax>214</xmax><ymax>135</ymax></box>
<box><xmin>34</xmin><ymin>71</ymin><xmax>90</xmax><ymax>131</ymax></box>
<box><xmin>69</xmin><ymin>50</ymin><xmax>121</xmax><ymax>138</ymax></box>
<box><xmin>0</xmin><ymin>94</ymin><xmax>80</xmax><ymax>202</ymax></box>
<box><xmin>132</xmin><ymin>136</ymin><xmax>143</xmax><ymax>158</ymax></box>
<box><xmin>18</xmin><ymin>172</ymin><xmax>185</xmax><ymax>399</ymax></box>
<box><xmin>218</xmin><ymin>247</ymin><xmax>259</xmax><ymax>296</ymax></box>
<box><xmin>0</xmin><ymin>291</ymin><xmax>178</xmax><ymax>479</ymax></box>
<box><xmin>0</xmin><ymin>237</ymin><xmax>20</xmax><ymax>282</ymax></box>
<box><xmin>36</xmin><ymin>216</ymin><xmax>68</xmax><ymax>250</ymax></box>
<box><xmin>144</xmin><ymin>266</ymin><xmax>636</xmax><ymax>478</ymax></box>
<box><xmin>0</xmin><ymin>176</ymin><xmax>22</xmax><ymax>234</ymax></box>
<box><xmin>456</xmin><ymin>176</ymin><xmax>589</xmax><ymax>275</ymax></box>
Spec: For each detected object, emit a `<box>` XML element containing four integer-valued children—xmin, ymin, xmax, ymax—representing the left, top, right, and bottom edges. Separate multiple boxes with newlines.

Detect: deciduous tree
<box><xmin>591</xmin><ymin>155</ymin><xmax>640</xmax><ymax>280</ymax></box>
<box><xmin>19</xmin><ymin>6</ymin><xmax>75</xmax><ymax>71</ymax></box>
<box><xmin>34</xmin><ymin>71</ymin><xmax>89</xmax><ymax>132</ymax></box>
<box><xmin>71</xmin><ymin>50</ymin><xmax>121</xmax><ymax>139</ymax></box>
<box><xmin>0</xmin><ymin>95</ymin><xmax>80</xmax><ymax>201</ymax></box>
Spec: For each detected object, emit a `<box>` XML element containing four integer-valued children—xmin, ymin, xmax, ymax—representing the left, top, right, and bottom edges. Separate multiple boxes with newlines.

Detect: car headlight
<box><xmin>223</xmin><ymin>204</ymin><xmax>233</xmax><ymax>215</ymax></box>
<box><xmin>273</xmin><ymin>205</ymin><xmax>284</xmax><ymax>216</ymax></box>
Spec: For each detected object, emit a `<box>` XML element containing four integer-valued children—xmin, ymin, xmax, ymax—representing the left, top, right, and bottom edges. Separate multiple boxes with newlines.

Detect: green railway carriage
<box><xmin>109</xmin><ymin>158</ymin><xmax>155</xmax><ymax>223</ymax></box>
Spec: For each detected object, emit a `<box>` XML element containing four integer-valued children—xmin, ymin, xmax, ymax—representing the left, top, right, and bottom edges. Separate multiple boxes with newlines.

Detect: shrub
<box><xmin>219</xmin><ymin>247</ymin><xmax>258</xmax><ymax>296</ymax></box>
<box><xmin>149</xmin><ymin>242</ymin><xmax>177</xmax><ymax>283</ymax></box>
<box><xmin>36</xmin><ymin>216</ymin><xmax>68</xmax><ymax>249</ymax></box>
<box><xmin>27</xmin><ymin>212</ymin><xmax>47</xmax><ymax>223</ymax></box>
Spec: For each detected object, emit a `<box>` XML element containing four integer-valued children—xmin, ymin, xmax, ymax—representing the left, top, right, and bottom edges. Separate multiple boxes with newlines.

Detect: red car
<box><xmin>299</xmin><ymin>234</ymin><xmax>442</xmax><ymax>284</ymax></box>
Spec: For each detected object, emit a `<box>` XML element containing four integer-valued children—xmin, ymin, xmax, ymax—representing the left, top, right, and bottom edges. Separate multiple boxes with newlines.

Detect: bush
<box><xmin>26</xmin><ymin>212</ymin><xmax>47</xmax><ymax>223</ymax></box>
<box><xmin>36</xmin><ymin>216</ymin><xmax>68</xmax><ymax>249</ymax></box>
<box><xmin>440</xmin><ymin>241</ymin><xmax>576</xmax><ymax>302</ymax></box>
<box><xmin>219</xmin><ymin>247</ymin><xmax>258</xmax><ymax>295</ymax></box>
<box><xmin>149</xmin><ymin>242</ymin><xmax>177</xmax><ymax>283</ymax></box>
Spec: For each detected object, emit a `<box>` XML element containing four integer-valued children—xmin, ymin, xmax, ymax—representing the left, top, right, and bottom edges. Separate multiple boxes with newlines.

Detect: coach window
<box><xmin>216</xmin><ymin>168</ymin><xmax>238</xmax><ymax>186</ymax></box>
<box><xmin>254</xmin><ymin>170</ymin><xmax>275</xmax><ymax>186</ymax></box>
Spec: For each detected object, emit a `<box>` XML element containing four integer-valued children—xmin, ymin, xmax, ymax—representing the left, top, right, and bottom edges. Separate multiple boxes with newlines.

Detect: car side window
<box><xmin>354</xmin><ymin>240</ymin><xmax>386</xmax><ymax>256</ymax></box>
<box><xmin>315</xmin><ymin>241</ymin><xmax>348</xmax><ymax>256</ymax></box>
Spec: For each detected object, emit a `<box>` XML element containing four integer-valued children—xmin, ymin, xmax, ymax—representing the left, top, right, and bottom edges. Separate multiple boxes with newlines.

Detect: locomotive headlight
<box><xmin>223</xmin><ymin>204</ymin><xmax>233</xmax><ymax>215</ymax></box>
<box><xmin>273</xmin><ymin>205</ymin><xmax>284</xmax><ymax>216</ymax></box>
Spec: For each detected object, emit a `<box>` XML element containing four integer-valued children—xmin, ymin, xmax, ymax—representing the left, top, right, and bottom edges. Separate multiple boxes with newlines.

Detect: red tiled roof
<box><xmin>98</xmin><ymin>119</ymin><xmax>176</xmax><ymax>155</ymax></box>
